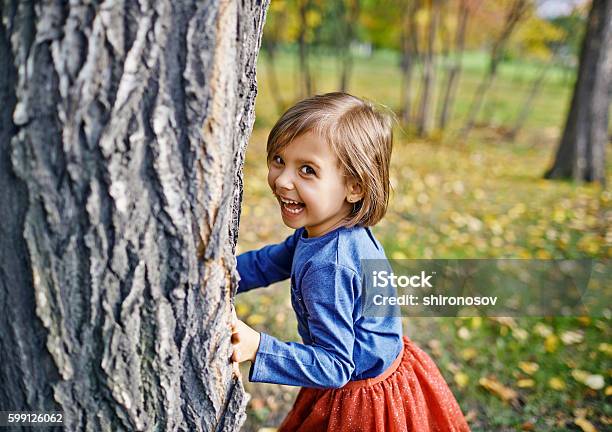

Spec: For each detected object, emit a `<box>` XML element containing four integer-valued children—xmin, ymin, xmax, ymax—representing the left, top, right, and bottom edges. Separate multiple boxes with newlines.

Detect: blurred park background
<box><xmin>235</xmin><ymin>0</ymin><xmax>611</xmax><ymax>430</ymax></box>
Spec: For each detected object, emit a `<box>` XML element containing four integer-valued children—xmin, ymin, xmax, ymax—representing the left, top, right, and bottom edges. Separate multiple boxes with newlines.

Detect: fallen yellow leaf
<box><xmin>512</xmin><ymin>328</ymin><xmax>529</xmax><ymax>341</ymax></box>
<box><xmin>454</xmin><ymin>372</ymin><xmax>469</xmax><ymax>389</ymax></box>
<box><xmin>574</xmin><ymin>417</ymin><xmax>597</xmax><ymax>432</ymax></box>
<box><xmin>518</xmin><ymin>361</ymin><xmax>539</xmax><ymax>375</ymax></box>
<box><xmin>517</xmin><ymin>379</ymin><xmax>535</xmax><ymax>388</ymax></box>
<box><xmin>598</xmin><ymin>343</ymin><xmax>612</xmax><ymax>356</ymax></box>
<box><xmin>461</xmin><ymin>348</ymin><xmax>478</xmax><ymax>361</ymax></box>
<box><xmin>479</xmin><ymin>377</ymin><xmax>518</xmax><ymax>402</ymax></box>
<box><xmin>545</xmin><ymin>334</ymin><xmax>559</xmax><ymax>353</ymax></box>
<box><xmin>391</xmin><ymin>251</ymin><xmax>408</xmax><ymax>259</ymax></box>
<box><xmin>571</xmin><ymin>369</ymin><xmax>590</xmax><ymax>384</ymax></box>
<box><xmin>548</xmin><ymin>377</ymin><xmax>566</xmax><ymax>390</ymax></box>
<box><xmin>471</xmin><ymin>317</ymin><xmax>482</xmax><ymax>329</ymax></box>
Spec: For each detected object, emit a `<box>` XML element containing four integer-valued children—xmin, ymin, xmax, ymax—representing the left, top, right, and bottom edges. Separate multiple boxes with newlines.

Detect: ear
<box><xmin>345</xmin><ymin>178</ymin><xmax>364</xmax><ymax>203</ymax></box>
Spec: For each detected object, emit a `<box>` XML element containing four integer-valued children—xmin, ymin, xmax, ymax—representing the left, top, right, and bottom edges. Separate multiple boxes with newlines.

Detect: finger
<box><xmin>231</xmin><ymin>319</ymin><xmax>240</xmax><ymax>333</ymax></box>
<box><xmin>231</xmin><ymin>331</ymin><xmax>241</xmax><ymax>344</ymax></box>
<box><xmin>232</xmin><ymin>359</ymin><xmax>242</xmax><ymax>379</ymax></box>
<box><xmin>231</xmin><ymin>321</ymin><xmax>237</xmax><ymax>333</ymax></box>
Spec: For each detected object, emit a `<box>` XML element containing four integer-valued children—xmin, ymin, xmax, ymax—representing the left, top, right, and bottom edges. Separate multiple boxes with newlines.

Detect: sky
<box><xmin>536</xmin><ymin>0</ymin><xmax>589</xmax><ymax>18</ymax></box>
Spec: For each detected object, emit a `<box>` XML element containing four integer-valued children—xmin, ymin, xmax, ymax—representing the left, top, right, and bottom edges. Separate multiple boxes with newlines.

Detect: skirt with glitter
<box><xmin>277</xmin><ymin>336</ymin><xmax>471</xmax><ymax>432</ymax></box>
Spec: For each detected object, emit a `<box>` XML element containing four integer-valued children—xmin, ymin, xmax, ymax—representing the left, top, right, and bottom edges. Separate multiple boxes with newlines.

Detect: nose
<box><xmin>274</xmin><ymin>168</ymin><xmax>295</xmax><ymax>191</ymax></box>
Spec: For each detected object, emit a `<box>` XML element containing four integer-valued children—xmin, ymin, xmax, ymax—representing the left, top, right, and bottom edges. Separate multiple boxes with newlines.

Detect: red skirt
<box><xmin>278</xmin><ymin>336</ymin><xmax>471</xmax><ymax>432</ymax></box>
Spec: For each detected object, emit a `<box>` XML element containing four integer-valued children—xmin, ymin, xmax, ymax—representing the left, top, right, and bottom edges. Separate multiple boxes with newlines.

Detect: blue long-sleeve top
<box><xmin>236</xmin><ymin>225</ymin><xmax>403</xmax><ymax>389</ymax></box>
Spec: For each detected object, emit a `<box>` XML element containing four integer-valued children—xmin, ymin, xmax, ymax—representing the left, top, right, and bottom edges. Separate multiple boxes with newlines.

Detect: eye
<box><xmin>272</xmin><ymin>155</ymin><xmax>283</xmax><ymax>165</ymax></box>
<box><xmin>300</xmin><ymin>165</ymin><xmax>316</xmax><ymax>176</ymax></box>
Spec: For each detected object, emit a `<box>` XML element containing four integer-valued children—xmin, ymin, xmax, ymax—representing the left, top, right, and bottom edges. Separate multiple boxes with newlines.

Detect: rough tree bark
<box><xmin>544</xmin><ymin>0</ymin><xmax>612</xmax><ymax>185</ymax></box>
<box><xmin>0</xmin><ymin>0</ymin><xmax>268</xmax><ymax>431</ymax></box>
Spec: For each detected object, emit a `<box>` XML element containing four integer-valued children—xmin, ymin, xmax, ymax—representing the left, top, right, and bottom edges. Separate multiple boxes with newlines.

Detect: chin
<box><xmin>283</xmin><ymin>219</ymin><xmax>304</xmax><ymax>229</ymax></box>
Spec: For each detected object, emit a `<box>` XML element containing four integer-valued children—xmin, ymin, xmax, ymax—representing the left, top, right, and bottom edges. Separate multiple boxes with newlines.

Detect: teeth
<box><xmin>285</xmin><ymin>206</ymin><xmax>303</xmax><ymax>214</ymax></box>
<box><xmin>280</xmin><ymin>197</ymin><xmax>302</xmax><ymax>205</ymax></box>
<box><xmin>278</xmin><ymin>196</ymin><xmax>304</xmax><ymax>214</ymax></box>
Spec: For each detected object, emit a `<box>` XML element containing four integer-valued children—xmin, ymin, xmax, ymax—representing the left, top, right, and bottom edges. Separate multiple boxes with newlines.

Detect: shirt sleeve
<box><xmin>248</xmin><ymin>264</ymin><xmax>357</xmax><ymax>388</ymax></box>
<box><xmin>236</xmin><ymin>229</ymin><xmax>302</xmax><ymax>294</ymax></box>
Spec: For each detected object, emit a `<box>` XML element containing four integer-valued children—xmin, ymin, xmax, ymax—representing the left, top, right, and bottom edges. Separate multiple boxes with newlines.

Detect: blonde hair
<box><xmin>266</xmin><ymin>92</ymin><xmax>395</xmax><ymax>227</ymax></box>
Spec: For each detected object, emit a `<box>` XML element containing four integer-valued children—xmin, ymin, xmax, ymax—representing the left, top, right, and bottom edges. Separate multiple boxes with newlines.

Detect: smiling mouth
<box><xmin>278</xmin><ymin>196</ymin><xmax>305</xmax><ymax>214</ymax></box>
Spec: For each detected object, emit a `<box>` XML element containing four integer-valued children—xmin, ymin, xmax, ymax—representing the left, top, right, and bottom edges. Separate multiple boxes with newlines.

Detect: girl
<box><xmin>232</xmin><ymin>92</ymin><xmax>471</xmax><ymax>431</ymax></box>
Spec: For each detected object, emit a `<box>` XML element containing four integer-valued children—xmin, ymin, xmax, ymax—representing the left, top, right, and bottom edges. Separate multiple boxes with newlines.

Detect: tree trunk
<box><xmin>544</xmin><ymin>0</ymin><xmax>612</xmax><ymax>185</ymax></box>
<box><xmin>507</xmin><ymin>57</ymin><xmax>554</xmax><ymax>141</ymax></box>
<box><xmin>0</xmin><ymin>1</ymin><xmax>269</xmax><ymax>430</ymax></box>
<box><xmin>339</xmin><ymin>0</ymin><xmax>360</xmax><ymax>92</ymax></box>
<box><xmin>400</xmin><ymin>0</ymin><xmax>420</xmax><ymax>126</ymax></box>
<box><xmin>417</xmin><ymin>0</ymin><xmax>440</xmax><ymax>137</ymax></box>
<box><xmin>261</xmin><ymin>3</ymin><xmax>289</xmax><ymax>116</ymax></box>
<box><xmin>298</xmin><ymin>0</ymin><xmax>314</xmax><ymax>97</ymax></box>
<box><xmin>459</xmin><ymin>0</ymin><xmax>528</xmax><ymax>139</ymax></box>
<box><xmin>263</xmin><ymin>48</ymin><xmax>287</xmax><ymax>116</ymax></box>
<box><xmin>438</xmin><ymin>0</ymin><xmax>469</xmax><ymax>131</ymax></box>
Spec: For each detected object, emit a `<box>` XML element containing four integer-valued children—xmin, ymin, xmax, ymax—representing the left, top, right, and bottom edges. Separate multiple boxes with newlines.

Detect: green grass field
<box><xmin>236</xmin><ymin>49</ymin><xmax>611</xmax><ymax>431</ymax></box>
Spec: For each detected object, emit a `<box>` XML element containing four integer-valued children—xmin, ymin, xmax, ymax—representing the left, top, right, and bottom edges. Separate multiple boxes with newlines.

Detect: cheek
<box><xmin>267</xmin><ymin>169</ymin><xmax>275</xmax><ymax>190</ymax></box>
<box><xmin>300</xmin><ymin>183</ymin><xmax>329</xmax><ymax>208</ymax></box>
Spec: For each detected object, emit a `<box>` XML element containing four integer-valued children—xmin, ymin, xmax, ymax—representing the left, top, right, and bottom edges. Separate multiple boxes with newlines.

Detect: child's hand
<box><xmin>230</xmin><ymin>307</ymin><xmax>261</xmax><ymax>363</ymax></box>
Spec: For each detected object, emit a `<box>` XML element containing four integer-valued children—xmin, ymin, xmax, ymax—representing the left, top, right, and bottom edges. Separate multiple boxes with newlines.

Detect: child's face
<box><xmin>267</xmin><ymin>131</ymin><xmax>362</xmax><ymax>238</ymax></box>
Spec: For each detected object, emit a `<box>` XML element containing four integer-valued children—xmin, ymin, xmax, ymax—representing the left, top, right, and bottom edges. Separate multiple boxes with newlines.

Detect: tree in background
<box><xmin>545</xmin><ymin>0</ymin><xmax>611</xmax><ymax>185</ymax></box>
<box><xmin>551</xmin><ymin>8</ymin><xmax>590</xmax><ymax>85</ymax></box>
<box><xmin>399</xmin><ymin>0</ymin><xmax>422</xmax><ymax>126</ymax></box>
<box><xmin>335</xmin><ymin>0</ymin><xmax>362</xmax><ymax>91</ymax></box>
<box><xmin>459</xmin><ymin>0</ymin><xmax>531</xmax><ymax>139</ymax></box>
<box><xmin>296</xmin><ymin>0</ymin><xmax>324</xmax><ymax>97</ymax></box>
<box><xmin>399</xmin><ymin>0</ymin><xmax>421</xmax><ymax>125</ymax></box>
<box><xmin>0</xmin><ymin>0</ymin><xmax>268</xmax><ymax>429</ymax></box>
<box><xmin>506</xmin><ymin>13</ymin><xmax>567</xmax><ymax>140</ymax></box>
<box><xmin>262</xmin><ymin>1</ymin><xmax>291</xmax><ymax>115</ymax></box>
<box><xmin>438</xmin><ymin>0</ymin><xmax>477</xmax><ymax>131</ymax></box>
<box><xmin>252</xmin><ymin>0</ymin><xmax>593</xmax><ymax>145</ymax></box>
<box><xmin>359</xmin><ymin>0</ymin><xmax>410</xmax><ymax>121</ymax></box>
<box><xmin>417</xmin><ymin>0</ymin><xmax>442</xmax><ymax>136</ymax></box>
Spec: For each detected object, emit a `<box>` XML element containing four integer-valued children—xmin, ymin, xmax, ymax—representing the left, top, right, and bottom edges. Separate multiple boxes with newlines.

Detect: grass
<box><xmin>236</xmin><ymin>48</ymin><xmax>611</xmax><ymax>432</ymax></box>
<box><xmin>255</xmin><ymin>49</ymin><xmax>576</xmax><ymax>132</ymax></box>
